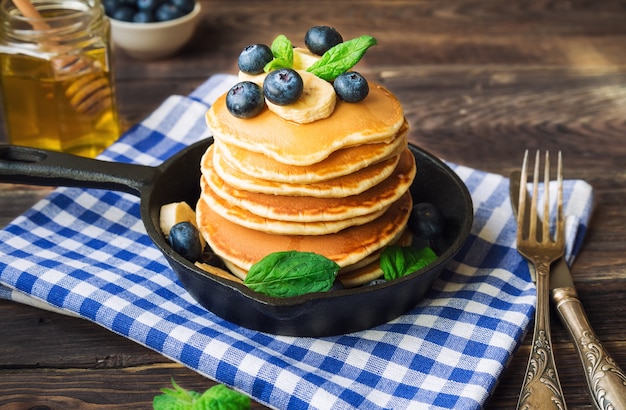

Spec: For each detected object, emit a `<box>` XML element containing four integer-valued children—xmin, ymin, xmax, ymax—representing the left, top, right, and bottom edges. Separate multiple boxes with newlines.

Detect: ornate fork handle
<box><xmin>552</xmin><ymin>287</ymin><xmax>626</xmax><ymax>410</ymax></box>
<box><xmin>517</xmin><ymin>257</ymin><xmax>567</xmax><ymax>410</ymax></box>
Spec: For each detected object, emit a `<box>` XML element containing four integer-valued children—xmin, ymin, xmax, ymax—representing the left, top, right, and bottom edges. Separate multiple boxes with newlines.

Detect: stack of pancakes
<box><xmin>197</xmin><ymin>83</ymin><xmax>416</xmax><ymax>287</ymax></box>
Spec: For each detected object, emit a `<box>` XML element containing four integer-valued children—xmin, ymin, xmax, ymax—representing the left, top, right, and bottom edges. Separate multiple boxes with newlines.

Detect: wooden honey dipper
<box><xmin>11</xmin><ymin>0</ymin><xmax>113</xmax><ymax>116</ymax></box>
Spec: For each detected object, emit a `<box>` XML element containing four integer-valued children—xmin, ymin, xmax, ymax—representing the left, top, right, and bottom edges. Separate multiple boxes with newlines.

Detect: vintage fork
<box><xmin>516</xmin><ymin>150</ymin><xmax>567</xmax><ymax>410</ymax></box>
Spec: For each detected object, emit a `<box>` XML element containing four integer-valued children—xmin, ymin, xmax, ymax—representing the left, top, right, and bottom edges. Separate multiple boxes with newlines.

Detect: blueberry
<box><xmin>133</xmin><ymin>10</ymin><xmax>155</xmax><ymax>22</ymax></box>
<box><xmin>136</xmin><ymin>0</ymin><xmax>161</xmax><ymax>11</ymax></box>
<box><xmin>304</xmin><ymin>26</ymin><xmax>343</xmax><ymax>56</ymax></box>
<box><xmin>171</xmin><ymin>0</ymin><xmax>195</xmax><ymax>14</ymax></box>
<box><xmin>111</xmin><ymin>5</ymin><xmax>136</xmax><ymax>21</ymax></box>
<box><xmin>154</xmin><ymin>2</ymin><xmax>185</xmax><ymax>21</ymax></box>
<box><xmin>226</xmin><ymin>81</ymin><xmax>265</xmax><ymax>118</ymax></box>
<box><xmin>333</xmin><ymin>71</ymin><xmax>369</xmax><ymax>103</ymax></box>
<box><xmin>238</xmin><ymin>44</ymin><xmax>274</xmax><ymax>75</ymax></box>
<box><xmin>168</xmin><ymin>221</ymin><xmax>203</xmax><ymax>262</ymax></box>
<box><xmin>263</xmin><ymin>69</ymin><xmax>303</xmax><ymax>105</ymax></box>
<box><xmin>102</xmin><ymin>0</ymin><xmax>121</xmax><ymax>16</ymax></box>
<box><xmin>408</xmin><ymin>202</ymin><xmax>444</xmax><ymax>240</ymax></box>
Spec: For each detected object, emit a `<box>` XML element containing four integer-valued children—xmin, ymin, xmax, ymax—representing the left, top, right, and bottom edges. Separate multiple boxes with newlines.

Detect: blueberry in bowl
<box><xmin>105</xmin><ymin>0</ymin><xmax>202</xmax><ymax>60</ymax></box>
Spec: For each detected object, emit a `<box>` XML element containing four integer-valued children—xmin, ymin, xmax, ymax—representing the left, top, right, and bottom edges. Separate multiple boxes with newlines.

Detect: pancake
<box><xmin>208</xmin><ymin>144</ymin><xmax>401</xmax><ymax>198</ymax></box>
<box><xmin>204</xmin><ymin>148</ymin><xmax>416</xmax><ymax>222</ymax></box>
<box><xmin>222</xmin><ymin>260</ymin><xmax>253</xmax><ymax>281</ymax></box>
<box><xmin>217</xmin><ymin>122</ymin><xmax>408</xmax><ymax>184</ymax></box>
<box><xmin>221</xmin><ymin>226</ymin><xmax>413</xmax><ymax>286</ymax></box>
<box><xmin>206</xmin><ymin>83</ymin><xmax>404</xmax><ymax>166</ymax></box>
<box><xmin>196</xmin><ymin>191</ymin><xmax>413</xmax><ymax>271</ymax></box>
<box><xmin>200</xmin><ymin>176</ymin><xmax>390</xmax><ymax>235</ymax></box>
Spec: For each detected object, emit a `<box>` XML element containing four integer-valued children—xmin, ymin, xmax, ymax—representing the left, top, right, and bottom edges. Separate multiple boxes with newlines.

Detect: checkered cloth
<box><xmin>0</xmin><ymin>74</ymin><xmax>594</xmax><ymax>410</ymax></box>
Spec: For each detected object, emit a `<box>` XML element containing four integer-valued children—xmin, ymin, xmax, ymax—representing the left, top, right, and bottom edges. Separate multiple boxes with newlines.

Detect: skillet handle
<box><xmin>0</xmin><ymin>145</ymin><xmax>155</xmax><ymax>196</ymax></box>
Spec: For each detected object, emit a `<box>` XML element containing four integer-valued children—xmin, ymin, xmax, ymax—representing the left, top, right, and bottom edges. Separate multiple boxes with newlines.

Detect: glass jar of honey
<box><xmin>0</xmin><ymin>0</ymin><xmax>120</xmax><ymax>158</ymax></box>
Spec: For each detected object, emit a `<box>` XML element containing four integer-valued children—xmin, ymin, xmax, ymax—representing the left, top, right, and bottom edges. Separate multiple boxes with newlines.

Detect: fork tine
<box><xmin>517</xmin><ymin>150</ymin><xmax>529</xmax><ymax>241</ymax></box>
<box><xmin>542</xmin><ymin>151</ymin><xmax>551</xmax><ymax>244</ymax></box>
<box><xmin>556</xmin><ymin>151</ymin><xmax>564</xmax><ymax>246</ymax></box>
<box><xmin>529</xmin><ymin>150</ymin><xmax>540</xmax><ymax>242</ymax></box>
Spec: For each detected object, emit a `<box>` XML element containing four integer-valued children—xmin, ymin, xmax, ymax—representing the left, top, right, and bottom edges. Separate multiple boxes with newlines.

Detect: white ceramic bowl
<box><xmin>109</xmin><ymin>2</ymin><xmax>201</xmax><ymax>60</ymax></box>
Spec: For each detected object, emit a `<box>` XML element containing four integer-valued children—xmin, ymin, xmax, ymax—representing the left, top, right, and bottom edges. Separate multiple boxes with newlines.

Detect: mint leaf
<box><xmin>244</xmin><ymin>251</ymin><xmax>339</xmax><ymax>297</ymax></box>
<box><xmin>264</xmin><ymin>34</ymin><xmax>293</xmax><ymax>72</ymax></box>
<box><xmin>153</xmin><ymin>395</ymin><xmax>191</xmax><ymax>410</ymax></box>
<box><xmin>195</xmin><ymin>384</ymin><xmax>251</xmax><ymax>410</ymax></box>
<box><xmin>380</xmin><ymin>246</ymin><xmax>437</xmax><ymax>281</ymax></box>
<box><xmin>307</xmin><ymin>35</ymin><xmax>377</xmax><ymax>81</ymax></box>
<box><xmin>153</xmin><ymin>379</ymin><xmax>200</xmax><ymax>410</ymax></box>
<box><xmin>153</xmin><ymin>379</ymin><xmax>250</xmax><ymax>410</ymax></box>
<box><xmin>264</xmin><ymin>57</ymin><xmax>291</xmax><ymax>72</ymax></box>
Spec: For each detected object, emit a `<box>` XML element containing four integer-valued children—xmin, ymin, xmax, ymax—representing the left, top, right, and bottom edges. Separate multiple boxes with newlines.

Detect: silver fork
<box><xmin>516</xmin><ymin>150</ymin><xmax>567</xmax><ymax>410</ymax></box>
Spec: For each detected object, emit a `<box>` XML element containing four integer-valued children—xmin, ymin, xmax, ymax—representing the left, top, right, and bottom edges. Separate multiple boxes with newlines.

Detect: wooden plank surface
<box><xmin>2</xmin><ymin>0</ymin><xmax>626</xmax><ymax>408</ymax></box>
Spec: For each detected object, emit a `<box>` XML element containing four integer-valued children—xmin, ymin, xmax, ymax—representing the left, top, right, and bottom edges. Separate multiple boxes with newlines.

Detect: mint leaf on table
<box><xmin>264</xmin><ymin>34</ymin><xmax>294</xmax><ymax>72</ymax></box>
<box><xmin>307</xmin><ymin>35</ymin><xmax>377</xmax><ymax>81</ymax></box>
<box><xmin>380</xmin><ymin>246</ymin><xmax>437</xmax><ymax>281</ymax></box>
<box><xmin>153</xmin><ymin>379</ymin><xmax>250</xmax><ymax>410</ymax></box>
<box><xmin>244</xmin><ymin>250</ymin><xmax>339</xmax><ymax>297</ymax></box>
<box><xmin>195</xmin><ymin>384</ymin><xmax>251</xmax><ymax>410</ymax></box>
<box><xmin>153</xmin><ymin>379</ymin><xmax>200</xmax><ymax>410</ymax></box>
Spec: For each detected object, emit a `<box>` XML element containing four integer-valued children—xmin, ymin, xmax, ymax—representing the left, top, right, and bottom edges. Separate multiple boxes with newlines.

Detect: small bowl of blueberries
<box><xmin>104</xmin><ymin>0</ymin><xmax>201</xmax><ymax>60</ymax></box>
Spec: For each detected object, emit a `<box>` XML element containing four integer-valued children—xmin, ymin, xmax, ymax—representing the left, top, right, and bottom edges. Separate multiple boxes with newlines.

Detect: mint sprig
<box><xmin>262</xmin><ymin>33</ymin><xmax>377</xmax><ymax>81</ymax></box>
<box><xmin>264</xmin><ymin>34</ymin><xmax>293</xmax><ymax>72</ymax></box>
<box><xmin>153</xmin><ymin>378</ymin><xmax>250</xmax><ymax>410</ymax></box>
<box><xmin>380</xmin><ymin>246</ymin><xmax>437</xmax><ymax>281</ymax></box>
<box><xmin>307</xmin><ymin>35</ymin><xmax>377</xmax><ymax>81</ymax></box>
<box><xmin>244</xmin><ymin>251</ymin><xmax>339</xmax><ymax>297</ymax></box>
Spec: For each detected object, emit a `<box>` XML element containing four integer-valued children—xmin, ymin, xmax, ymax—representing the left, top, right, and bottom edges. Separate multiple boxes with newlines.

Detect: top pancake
<box><xmin>206</xmin><ymin>83</ymin><xmax>405</xmax><ymax>166</ymax></box>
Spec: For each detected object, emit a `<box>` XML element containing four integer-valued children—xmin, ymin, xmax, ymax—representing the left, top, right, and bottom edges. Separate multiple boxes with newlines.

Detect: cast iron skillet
<box><xmin>0</xmin><ymin>138</ymin><xmax>473</xmax><ymax>337</ymax></box>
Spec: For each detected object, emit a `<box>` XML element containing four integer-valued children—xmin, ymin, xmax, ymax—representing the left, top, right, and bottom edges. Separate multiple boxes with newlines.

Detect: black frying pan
<box><xmin>0</xmin><ymin>138</ymin><xmax>473</xmax><ymax>337</ymax></box>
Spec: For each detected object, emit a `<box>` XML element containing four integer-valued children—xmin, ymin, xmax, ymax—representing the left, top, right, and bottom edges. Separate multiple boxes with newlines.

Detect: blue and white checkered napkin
<box><xmin>0</xmin><ymin>74</ymin><xmax>594</xmax><ymax>410</ymax></box>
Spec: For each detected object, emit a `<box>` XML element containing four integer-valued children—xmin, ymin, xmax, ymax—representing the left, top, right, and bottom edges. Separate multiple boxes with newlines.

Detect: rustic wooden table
<box><xmin>2</xmin><ymin>1</ymin><xmax>626</xmax><ymax>408</ymax></box>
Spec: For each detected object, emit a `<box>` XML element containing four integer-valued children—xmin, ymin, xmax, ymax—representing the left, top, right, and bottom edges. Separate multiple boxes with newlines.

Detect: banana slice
<box><xmin>293</xmin><ymin>47</ymin><xmax>321</xmax><ymax>70</ymax></box>
<box><xmin>237</xmin><ymin>70</ymin><xmax>267</xmax><ymax>87</ymax></box>
<box><xmin>265</xmin><ymin>70</ymin><xmax>336</xmax><ymax>123</ymax></box>
<box><xmin>160</xmin><ymin>201</ymin><xmax>206</xmax><ymax>248</ymax></box>
<box><xmin>195</xmin><ymin>262</ymin><xmax>243</xmax><ymax>283</ymax></box>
